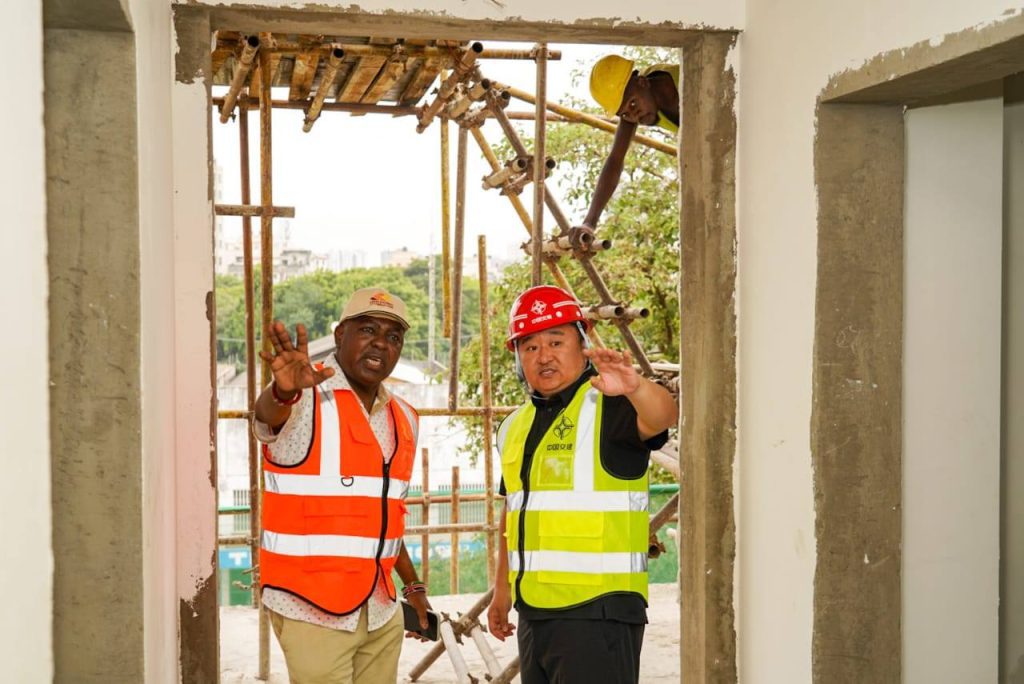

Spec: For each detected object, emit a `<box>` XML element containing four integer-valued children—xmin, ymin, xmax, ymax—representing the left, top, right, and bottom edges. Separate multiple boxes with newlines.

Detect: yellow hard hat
<box><xmin>589</xmin><ymin>55</ymin><xmax>636</xmax><ymax>117</ymax></box>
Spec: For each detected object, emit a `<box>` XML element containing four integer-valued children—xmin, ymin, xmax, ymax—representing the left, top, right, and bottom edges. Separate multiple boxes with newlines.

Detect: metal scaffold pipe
<box><xmin>417</xmin><ymin>42</ymin><xmax>483</xmax><ymax>133</ymax></box>
<box><xmin>302</xmin><ymin>46</ymin><xmax>345</xmax><ymax>132</ymax></box>
<box><xmin>447</xmin><ymin>125</ymin><xmax>468</xmax><ymax>411</ymax></box>
<box><xmin>491</xmin><ymin>80</ymin><xmax>677</xmax><ymax>156</ymax></box>
<box><xmin>219</xmin><ymin>35</ymin><xmax>259</xmax><ymax>123</ymax></box>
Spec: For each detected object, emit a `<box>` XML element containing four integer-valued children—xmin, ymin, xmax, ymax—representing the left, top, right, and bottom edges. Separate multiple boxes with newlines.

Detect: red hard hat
<box><xmin>506</xmin><ymin>285</ymin><xmax>591</xmax><ymax>350</ymax></box>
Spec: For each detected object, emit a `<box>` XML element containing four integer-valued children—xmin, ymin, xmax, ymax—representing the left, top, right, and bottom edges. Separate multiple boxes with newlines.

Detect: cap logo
<box><xmin>530</xmin><ymin>300</ymin><xmax>547</xmax><ymax>315</ymax></box>
<box><xmin>369</xmin><ymin>292</ymin><xmax>394</xmax><ymax>309</ymax></box>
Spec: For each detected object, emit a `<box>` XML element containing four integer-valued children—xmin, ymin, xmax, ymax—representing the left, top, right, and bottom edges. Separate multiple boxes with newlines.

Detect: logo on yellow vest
<box><xmin>553</xmin><ymin>414</ymin><xmax>574</xmax><ymax>440</ymax></box>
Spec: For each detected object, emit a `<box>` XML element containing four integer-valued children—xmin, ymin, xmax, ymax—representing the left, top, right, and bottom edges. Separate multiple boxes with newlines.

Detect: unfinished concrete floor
<box><xmin>221</xmin><ymin>583</ymin><xmax>681</xmax><ymax>683</ymax></box>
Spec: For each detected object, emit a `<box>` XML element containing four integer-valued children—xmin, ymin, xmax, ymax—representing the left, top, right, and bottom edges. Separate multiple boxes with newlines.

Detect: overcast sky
<box><xmin>212</xmin><ymin>41</ymin><xmax>614</xmax><ymax>267</ymax></box>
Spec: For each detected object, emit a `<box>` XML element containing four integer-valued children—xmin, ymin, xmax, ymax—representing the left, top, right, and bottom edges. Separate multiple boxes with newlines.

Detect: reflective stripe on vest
<box><xmin>505</xmin><ymin>489</ymin><xmax>648</xmax><ymax>513</ymax></box>
<box><xmin>509</xmin><ymin>550</ymin><xmax>648</xmax><ymax>574</ymax></box>
<box><xmin>265</xmin><ymin>472</ymin><xmax>410</xmax><ymax>499</ymax></box>
<box><xmin>262</xmin><ymin>531</ymin><xmax>403</xmax><ymax>560</ymax></box>
<box><xmin>499</xmin><ymin>383</ymin><xmax>649</xmax><ymax>610</ymax></box>
<box><xmin>260</xmin><ymin>384</ymin><xmax>418</xmax><ymax>615</ymax></box>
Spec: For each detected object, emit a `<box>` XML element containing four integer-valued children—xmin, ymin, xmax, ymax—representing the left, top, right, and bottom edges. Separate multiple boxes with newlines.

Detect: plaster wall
<box><xmin>0</xmin><ymin>0</ymin><xmax>53</xmax><ymax>681</ymax></box>
<box><xmin>128</xmin><ymin>0</ymin><xmax>180</xmax><ymax>680</ymax></box>
<box><xmin>738</xmin><ymin>2</ymin><xmax>1022</xmax><ymax>682</ymax></box>
<box><xmin>1003</xmin><ymin>95</ymin><xmax>1024</xmax><ymax>684</ymax></box>
<box><xmin>903</xmin><ymin>99</ymin><xmax>1003</xmax><ymax>683</ymax></box>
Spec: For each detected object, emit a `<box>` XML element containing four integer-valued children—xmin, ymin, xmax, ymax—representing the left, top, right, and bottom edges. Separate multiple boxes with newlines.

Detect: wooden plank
<box><xmin>335</xmin><ymin>55</ymin><xmax>387</xmax><ymax>103</ymax></box>
<box><xmin>398</xmin><ymin>57</ymin><xmax>443</xmax><ymax>106</ymax></box>
<box><xmin>288</xmin><ymin>51</ymin><xmax>320</xmax><ymax>101</ymax></box>
<box><xmin>361</xmin><ymin>53</ymin><xmax>410</xmax><ymax>104</ymax></box>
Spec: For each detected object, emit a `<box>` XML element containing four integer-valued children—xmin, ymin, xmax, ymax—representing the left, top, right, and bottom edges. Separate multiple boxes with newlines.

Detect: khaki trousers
<box><xmin>269</xmin><ymin>606</ymin><xmax>404</xmax><ymax>684</ymax></box>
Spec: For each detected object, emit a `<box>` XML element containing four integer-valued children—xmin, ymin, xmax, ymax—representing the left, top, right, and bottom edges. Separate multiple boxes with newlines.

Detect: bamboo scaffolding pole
<box><xmin>257</xmin><ymin>45</ymin><xmax>274</xmax><ymax>682</ymax></box>
<box><xmin>405</xmin><ymin>493</ymin><xmax>488</xmax><ymax>505</ymax></box>
<box><xmin>417</xmin><ymin>43</ymin><xmax>483</xmax><ymax>133</ymax></box>
<box><xmin>302</xmin><ymin>46</ymin><xmax>345</xmax><ymax>132</ymax></box>
<box><xmin>468</xmin><ymin>126</ymin><xmax>605</xmax><ymax>349</ymax></box>
<box><xmin>214</xmin><ymin>96</ymin><xmax>419</xmax><ymax>117</ymax></box>
<box><xmin>450</xmin><ymin>466</ymin><xmax>460</xmax><ymax>595</ymax></box>
<box><xmin>241</xmin><ymin>42</ymin><xmax>560</xmax><ymax>61</ymax></box>
<box><xmin>492</xmin><ymin>659</ymin><xmax>522</xmax><ymax>684</ymax></box>
<box><xmin>214</xmin><ymin>203</ymin><xmax>295</xmax><ymax>218</ymax></box>
<box><xmin>238</xmin><ymin>106</ymin><xmax>261</xmax><ymax>614</ymax></box>
<box><xmin>438</xmin><ymin>620</ymin><xmax>473</xmax><ymax>684</ymax></box>
<box><xmin>416</xmin><ymin>406</ymin><xmax>516</xmax><ymax>417</ymax></box>
<box><xmin>478</xmin><ymin>236</ymin><xmax>496</xmax><ymax>584</ymax></box>
<box><xmin>447</xmin><ymin>125</ymin><xmax>467</xmax><ymax>411</ymax></box>
<box><xmin>489</xmin><ymin>104</ymin><xmax>654</xmax><ymax>374</ymax></box>
<box><xmin>219</xmin><ymin>35</ymin><xmax>260</xmax><ymax>123</ymax></box>
<box><xmin>440</xmin><ymin>116</ymin><xmax>452</xmax><ymax>339</ymax></box>
<box><xmin>410</xmin><ymin>588</ymin><xmax>496</xmax><ymax>680</ymax></box>
<box><xmin>530</xmin><ymin>43</ymin><xmax>547</xmax><ymax>286</ymax></box>
<box><xmin>405</xmin><ymin>522</ymin><xmax>493</xmax><ymax>536</ymax></box>
<box><xmin>492</xmin><ymin>81</ymin><xmax>677</xmax><ymax>156</ymax></box>
<box><xmin>469</xmin><ymin>625</ymin><xmax>503</xmax><ymax>678</ymax></box>
<box><xmin>217</xmin><ymin>410</ymin><xmax>251</xmax><ymax>420</ymax></box>
<box><xmin>420</xmin><ymin>447</ymin><xmax>430</xmax><ymax>586</ymax></box>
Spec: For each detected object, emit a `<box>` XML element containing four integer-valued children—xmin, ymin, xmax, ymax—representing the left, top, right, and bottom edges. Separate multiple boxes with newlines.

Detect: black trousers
<box><xmin>517</xmin><ymin>616</ymin><xmax>645</xmax><ymax>684</ymax></box>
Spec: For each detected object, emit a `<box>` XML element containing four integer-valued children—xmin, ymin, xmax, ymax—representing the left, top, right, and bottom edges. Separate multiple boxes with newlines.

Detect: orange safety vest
<box><xmin>260</xmin><ymin>384</ymin><xmax>418</xmax><ymax>615</ymax></box>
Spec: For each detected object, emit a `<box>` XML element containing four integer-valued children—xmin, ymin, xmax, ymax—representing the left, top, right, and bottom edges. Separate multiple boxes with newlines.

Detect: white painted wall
<box><xmin>902</xmin><ymin>99</ymin><xmax>1003</xmax><ymax>683</ymax></box>
<box><xmin>1002</xmin><ymin>96</ymin><xmax>1024</xmax><ymax>684</ymax></box>
<box><xmin>737</xmin><ymin>3</ymin><xmax>1022</xmax><ymax>682</ymax></box>
<box><xmin>129</xmin><ymin>0</ymin><xmax>180</xmax><ymax>680</ymax></box>
<box><xmin>0</xmin><ymin>1</ymin><xmax>53</xmax><ymax>681</ymax></box>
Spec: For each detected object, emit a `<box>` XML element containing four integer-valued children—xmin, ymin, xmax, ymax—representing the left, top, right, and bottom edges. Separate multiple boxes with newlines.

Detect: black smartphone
<box><xmin>401</xmin><ymin>599</ymin><xmax>440</xmax><ymax>641</ymax></box>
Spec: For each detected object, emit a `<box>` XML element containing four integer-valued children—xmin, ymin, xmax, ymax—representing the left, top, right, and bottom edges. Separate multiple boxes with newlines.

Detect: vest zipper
<box><xmin>378</xmin><ymin>460</ymin><xmax>391</xmax><ymax>561</ymax></box>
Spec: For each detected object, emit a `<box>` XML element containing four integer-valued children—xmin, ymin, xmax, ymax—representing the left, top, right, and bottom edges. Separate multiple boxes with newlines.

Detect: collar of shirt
<box><xmin>318</xmin><ymin>352</ymin><xmax>392</xmax><ymax>417</ymax></box>
<box><xmin>529</xmin><ymin>365</ymin><xmax>596</xmax><ymax>410</ymax></box>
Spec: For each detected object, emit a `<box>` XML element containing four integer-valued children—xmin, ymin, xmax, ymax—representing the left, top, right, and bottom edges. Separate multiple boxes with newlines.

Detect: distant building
<box><xmin>328</xmin><ymin>249</ymin><xmax>368</xmax><ymax>271</ymax></box>
<box><xmin>381</xmin><ymin>246</ymin><xmax>419</xmax><ymax>268</ymax></box>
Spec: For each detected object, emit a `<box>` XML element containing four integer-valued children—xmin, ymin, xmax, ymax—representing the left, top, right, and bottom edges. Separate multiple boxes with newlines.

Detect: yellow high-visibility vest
<box><xmin>498</xmin><ymin>383</ymin><xmax>649</xmax><ymax>609</ymax></box>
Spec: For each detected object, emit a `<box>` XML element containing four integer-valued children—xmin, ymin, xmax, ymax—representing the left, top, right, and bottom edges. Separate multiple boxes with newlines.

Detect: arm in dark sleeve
<box><xmin>600</xmin><ymin>395</ymin><xmax>669</xmax><ymax>479</ymax></box>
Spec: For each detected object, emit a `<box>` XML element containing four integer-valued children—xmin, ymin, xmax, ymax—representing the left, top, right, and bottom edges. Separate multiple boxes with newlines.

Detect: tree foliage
<box><xmin>215</xmin><ymin>257</ymin><xmax>479</xmax><ymax>371</ymax></box>
<box><xmin>457</xmin><ymin>47</ymin><xmax>680</xmax><ymax>483</ymax></box>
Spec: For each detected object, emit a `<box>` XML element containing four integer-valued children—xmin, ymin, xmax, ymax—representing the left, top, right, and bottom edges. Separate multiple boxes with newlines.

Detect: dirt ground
<box><xmin>221</xmin><ymin>583</ymin><xmax>681</xmax><ymax>683</ymax></box>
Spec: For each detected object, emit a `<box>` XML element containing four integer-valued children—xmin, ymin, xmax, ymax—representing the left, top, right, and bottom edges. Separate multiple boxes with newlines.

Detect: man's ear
<box><xmin>333</xmin><ymin>321</ymin><xmax>344</xmax><ymax>345</ymax></box>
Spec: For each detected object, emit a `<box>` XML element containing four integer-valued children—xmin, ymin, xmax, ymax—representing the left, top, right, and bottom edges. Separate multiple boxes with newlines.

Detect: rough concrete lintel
<box><xmin>173</xmin><ymin>2</ymin><xmax>736</xmax><ymax>66</ymax></box>
<box><xmin>821</xmin><ymin>11</ymin><xmax>1024</xmax><ymax>105</ymax></box>
<box><xmin>44</xmin><ymin>0</ymin><xmax>132</xmax><ymax>32</ymax></box>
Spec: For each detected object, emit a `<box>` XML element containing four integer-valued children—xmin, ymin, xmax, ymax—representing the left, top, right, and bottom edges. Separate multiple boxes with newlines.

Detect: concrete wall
<box><xmin>45</xmin><ymin>23</ymin><xmax>145</xmax><ymax>683</ymax></box>
<box><xmin>0</xmin><ymin>1</ymin><xmax>53</xmax><ymax>682</ymax></box>
<box><xmin>1003</xmin><ymin>89</ymin><xmax>1024</xmax><ymax>684</ymax></box>
<box><xmin>903</xmin><ymin>99</ymin><xmax>1003</xmax><ymax>683</ymax></box>
<box><xmin>738</xmin><ymin>2</ymin><xmax>1022</xmax><ymax>682</ymax></box>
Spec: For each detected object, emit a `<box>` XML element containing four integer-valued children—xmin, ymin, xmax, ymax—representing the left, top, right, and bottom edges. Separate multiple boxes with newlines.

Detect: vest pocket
<box><xmin>537</xmin><ymin>511</ymin><xmax>604</xmax><ymax>549</ymax></box>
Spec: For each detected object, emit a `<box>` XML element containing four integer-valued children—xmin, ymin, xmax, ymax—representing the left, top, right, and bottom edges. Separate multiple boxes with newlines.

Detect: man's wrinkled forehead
<box><xmin>342</xmin><ymin>314</ymin><xmax>406</xmax><ymax>333</ymax></box>
<box><xmin>518</xmin><ymin>323</ymin><xmax>578</xmax><ymax>346</ymax></box>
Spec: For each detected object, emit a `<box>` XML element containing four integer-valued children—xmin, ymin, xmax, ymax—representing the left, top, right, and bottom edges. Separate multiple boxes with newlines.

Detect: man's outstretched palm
<box><xmin>584</xmin><ymin>347</ymin><xmax>641</xmax><ymax>396</ymax></box>
<box><xmin>259</xmin><ymin>321</ymin><xmax>335</xmax><ymax>393</ymax></box>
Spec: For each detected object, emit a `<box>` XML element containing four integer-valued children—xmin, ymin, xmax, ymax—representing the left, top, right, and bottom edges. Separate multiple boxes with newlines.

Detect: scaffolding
<box><xmin>211</xmin><ymin>32</ymin><xmax>681</xmax><ymax>681</ymax></box>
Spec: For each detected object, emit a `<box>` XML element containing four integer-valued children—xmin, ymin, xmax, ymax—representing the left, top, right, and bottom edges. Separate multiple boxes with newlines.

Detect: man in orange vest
<box><xmin>253</xmin><ymin>287</ymin><xmax>429</xmax><ymax>684</ymax></box>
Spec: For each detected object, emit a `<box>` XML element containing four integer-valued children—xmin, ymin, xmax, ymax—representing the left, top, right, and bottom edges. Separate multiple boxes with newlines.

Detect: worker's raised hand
<box><xmin>259</xmin><ymin>321</ymin><xmax>334</xmax><ymax>393</ymax></box>
<box><xmin>585</xmin><ymin>347</ymin><xmax>641</xmax><ymax>397</ymax></box>
<box><xmin>487</xmin><ymin>587</ymin><xmax>516</xmax><ymax>641</ymax></box>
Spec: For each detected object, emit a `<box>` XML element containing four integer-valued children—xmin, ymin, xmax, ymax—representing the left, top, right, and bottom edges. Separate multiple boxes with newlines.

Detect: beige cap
<box><xmin>339</xmin><ymin>287</ymin><xmax>410</xmax><ymax>329</ymax></box>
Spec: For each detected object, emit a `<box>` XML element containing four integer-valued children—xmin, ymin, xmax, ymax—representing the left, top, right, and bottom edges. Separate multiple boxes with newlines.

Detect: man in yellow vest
<box><xmin>253</xmin><ymin>287</ymin><xmax>430</xmax><ymax>684</ymax></box>
<box><xmin>487</xmin><ymin>285</ymin><xmax>677</xmax><ymax>683</ymax></box>
<box><xmin>569</xmin><ymin>55</ymin><xmax>679</xmax><ymax>248</ymax></box>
